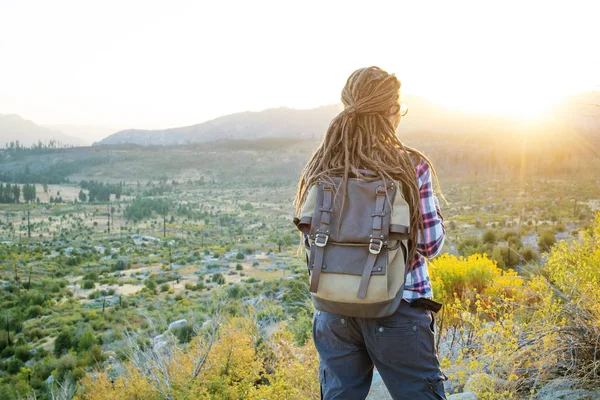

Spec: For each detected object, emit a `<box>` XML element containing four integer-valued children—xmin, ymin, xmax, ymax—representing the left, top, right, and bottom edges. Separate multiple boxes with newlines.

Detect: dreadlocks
<box><xmin>294</xmin><ymin>66</ymin><xmax>442</xmax><ymax>263</ymax></box>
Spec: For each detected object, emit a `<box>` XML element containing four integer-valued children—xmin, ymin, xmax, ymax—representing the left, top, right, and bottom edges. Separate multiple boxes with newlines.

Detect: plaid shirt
<box><xmin>403</xmin><ymin>159</ymin><xmax>445</xmax><ymax>300</ymax></box>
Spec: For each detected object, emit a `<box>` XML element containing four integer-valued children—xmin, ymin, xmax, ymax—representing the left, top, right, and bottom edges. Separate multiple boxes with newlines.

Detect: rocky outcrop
<box><xmin>534</xmin><ymin>378</ymin><xmax>600</xmax><ymax>400</ymax></box>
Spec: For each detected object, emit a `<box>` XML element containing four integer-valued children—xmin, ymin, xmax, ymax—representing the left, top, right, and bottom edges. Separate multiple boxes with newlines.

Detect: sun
<box><xmin>422</xmin><ymin>80</ymin><xmax>567</xmax><ymax>122</ymax></box>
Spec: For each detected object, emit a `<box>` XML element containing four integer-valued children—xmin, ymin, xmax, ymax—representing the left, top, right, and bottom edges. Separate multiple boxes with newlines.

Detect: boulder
<box><xmin>534</xmin><ymin>378</ymin><xmax>600</xmax><ymax>400</ymax></box>
<box><xmin>168</xmin><ymin>319</ymin><xmax>188</xmax><ymax>330</ymax></box>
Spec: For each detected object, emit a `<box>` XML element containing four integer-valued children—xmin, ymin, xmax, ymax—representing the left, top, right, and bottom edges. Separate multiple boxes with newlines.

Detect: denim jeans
<box><xmin>313</xmin><ymin>299</ymin><xmax>447</xmax><ymax>400</ymax></box>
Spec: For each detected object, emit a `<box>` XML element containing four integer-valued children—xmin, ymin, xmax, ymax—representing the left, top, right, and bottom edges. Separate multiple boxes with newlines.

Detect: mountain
<box><xmin>91</xmin><ymin>91</ymin><xmax>599</xmax><ymax>147</ymax></box>
<box><xmin>0</xmin><ymin>114</ymin><xmax>86</xmax><ymax>147</ymax></box>
<box><xmin>95</xmin><ymin>105</ymin><xmax>343</xmax><ymax>146</ymax></box>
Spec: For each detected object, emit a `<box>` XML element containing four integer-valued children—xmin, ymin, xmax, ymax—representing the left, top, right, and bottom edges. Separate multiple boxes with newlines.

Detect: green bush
<box><xmin>6</xmin><ymin>358</ymin><xmax>24</xmax><ymax>374</ymax></box>
<box><xmin>520</xmin><ymin>247</ymin><xmax>539</xmax><ymax>262</ymax></box>
<box><xmin>14</xmin><ymin>345</ymin><xmax>31</xmax><ymax>362</ymax></box>
<box><xmin>172</xmin><ymin>324</ymin><xmax>195</xmax><ymax>344</ymax></box>
<box><xmin>482</xmin><ymin>229</ymin><xmax>498</xmax><ymax>244</ymax></box>
<box><xmin>54</xmin><ymin>330</ymin><xmax>73</xmax><ymax>356</ymax></box>
<box><xmin>458</xmin><ymin>236</ymin><xmax>483</xmax><ymax>256</ymax></box>
<box><xmin>78</xmin><ymin>330</ymin><xmax>97</xmax><ymax>352</ymax></box>
<box><xmin>538</xmin><ymin>230</ymin><xmax>557</xmax><ymax>252</ymax></box>
<box><xmin>212</xmin><ymin>273</ymin><xmax>225</xmax><ymax>285</ymax></box>
<box><xmin>112</xmin><ymin>259</ymin><xmax>129</xmax><ymax>271</ymax></box>
<box><xmin>82</xmin><ymin>280</ymin><xmax>95</xmax><ymax>290</ymax></box>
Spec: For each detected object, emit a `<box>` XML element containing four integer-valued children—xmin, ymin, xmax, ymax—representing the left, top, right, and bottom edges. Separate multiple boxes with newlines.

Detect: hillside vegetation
<box><xmin>0</xmin><ymin>137</ymin><xmax>599</xmax><ymax>399</ymax></box>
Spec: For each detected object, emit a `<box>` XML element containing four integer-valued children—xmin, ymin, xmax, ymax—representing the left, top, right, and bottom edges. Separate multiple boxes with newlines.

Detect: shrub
<box><xmin>82</xmin><ymin>280</ymin><xmax>95</xmax><ymax>290</ymax></box>
<box><xmin>491</xmin><ymin>246</ymin><xmax>519</xmax><ymax>269</ymax></box>
<box><xmin>78</xmin><ymin>330</ymin><xmax>97</xmax><ymax>352</ymax></box>
<box><xmin>14</xmin><ymin>345</ymin><xmax>31</xmax><ymax>362</ymax></box>
<box><xmin>212</xmin><ymin>273</ymin><xmax>225</xmax><ymax>285</ymax></box>
<box><xmin>482</xmin><ymin>229</ymin><xmax>498</xmax><ymax>244</ymax></box>
<box><xmin>172</xmin><ymin>324</ymin><xmax>195</xmax><ymax>344</ymax></box>
<box><xmin>54</xmin><ymin>330</ymin><xmax>73</xmax><ymax>356</ymax></box>
<box><xmin>520</xmin><ymin>247</ymin><xmax>538</xmax><ymax>262</ymax></box>
<box><xmin>538</xmin><ymin>230</ymin><xmax>557</xmax><ymax>252</ymax></box>
<box><xmin>6</xmin><ymin>358</ymin><xmax>24</xmax><ymax>374</ymax></box>
<box><xmin>26</xmin><ymin>305</ymin><xmax>44</xmax><ymax>319</ymax></box>
<box><xmin>457</xmin><ymin>236</ymin><xmax>483</xmax><ymax>257</ymax></box>
<box><xmin>112</xmin><ymin>259</ymin><xmax>129</xmax><ymax>271</ymax></box>
<box><xmin>144</xmin><ymin>279</ymin><xmax>157</xmax><ymax>291</ymax></box>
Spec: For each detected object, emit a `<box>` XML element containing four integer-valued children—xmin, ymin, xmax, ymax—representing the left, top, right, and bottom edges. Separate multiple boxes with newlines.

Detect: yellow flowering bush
<box><xmin>439</xmin><ymin>214</ymin><xmax>600</xmax><ymax>399</ymax></box>
<box><xmin>75</xmin><ymin>314</ymin><xmax>319</xmax><ymax>400</ymax></box>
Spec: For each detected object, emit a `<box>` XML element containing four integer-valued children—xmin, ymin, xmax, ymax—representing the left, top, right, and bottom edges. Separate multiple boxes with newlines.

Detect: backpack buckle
<box><xmin>369</xmin><ymin>238</ymin><xmax>383</xmax><ymax>254</ymax></box>
<box><xmin>314</xmin><ymin>233</ymin><xmax>329</xmax><ymax>247</ymax></box>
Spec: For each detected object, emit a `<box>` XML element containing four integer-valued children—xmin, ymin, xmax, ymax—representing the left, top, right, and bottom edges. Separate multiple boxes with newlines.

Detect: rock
<box><xmin>152</xmin><ymin>334</ymin><xmax>167</xmax><ymax>350</ymax></box>
<box><xmin>168</xmin><ymin>319</ymin><xmax>188</xmax><ymax>330</ymax></box>
<box><xmin>104</xmin><ymin>355</ymin><xmax>126</xmax><ymax>379</ymax></box>
<box><xmin>366</xmin><ymin>369</ymin><xmax>393</xmax><ymax>400</ymax></box>
<box><xmin>448</xmin><ymin>392</ymin><xmax>477</xmax><ymax>400</ymax></box>
<box><xmin>534</xmin><ymin>378</ymin><xmax>600</xmax><ymax>400</ymax></box>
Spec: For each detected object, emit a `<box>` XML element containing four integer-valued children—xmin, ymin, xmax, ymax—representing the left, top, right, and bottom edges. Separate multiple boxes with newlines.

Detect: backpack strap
<box><xmin>357</xmin><ymin>185</ymin><xmax>387</xmax><ymax>299</ymax></box>
<box><xmin>309</xmin><ymin>184</ymin><xmax>333</xmax><ymax>293</ymax></box>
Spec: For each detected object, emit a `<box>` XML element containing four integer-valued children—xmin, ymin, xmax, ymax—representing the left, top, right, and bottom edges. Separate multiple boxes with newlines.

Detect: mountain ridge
<box><xmin>95</xmin><ymin>92</ymin><xmax>600</xmax><ymax>146</ymax></box>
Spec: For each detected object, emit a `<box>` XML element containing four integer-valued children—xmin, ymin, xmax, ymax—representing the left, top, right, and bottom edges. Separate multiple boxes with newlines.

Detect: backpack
<box><xmin>294</xmin><ymin>173</ymin><xmax>411</xmax><ymax>318</ymax></box>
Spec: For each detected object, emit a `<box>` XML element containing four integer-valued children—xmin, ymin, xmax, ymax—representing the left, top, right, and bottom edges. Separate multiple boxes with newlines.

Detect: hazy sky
<box><xmin>1</xmin><ymin>0</ymin><xmax>599</xmax><ymax>131</ymax></box>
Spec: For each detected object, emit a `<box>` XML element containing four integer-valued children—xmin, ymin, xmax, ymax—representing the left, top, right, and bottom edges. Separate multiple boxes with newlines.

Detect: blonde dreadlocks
<box><xmin>295</xmin><ymin>66</ymin><xmax>442</xmax><ymax>264</ymax></box>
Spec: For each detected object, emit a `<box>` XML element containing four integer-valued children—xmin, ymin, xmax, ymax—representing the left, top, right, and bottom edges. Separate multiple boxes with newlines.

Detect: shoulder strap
<box><xmin>309</xmin><ymin>183</ymin><xmax>332</xmax><ymax>293</ymax></box>
<box><xmin>357</xmin><ymin>184</ymin><xmax>387</xmax><ymax>299</ymax></box>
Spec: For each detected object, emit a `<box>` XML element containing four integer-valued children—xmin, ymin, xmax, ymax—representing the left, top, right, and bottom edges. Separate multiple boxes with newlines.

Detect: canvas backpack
<box><xmin>294</xmin><ymin>173</ymin><xmax>411</xmax><ymax>318</ymax></box>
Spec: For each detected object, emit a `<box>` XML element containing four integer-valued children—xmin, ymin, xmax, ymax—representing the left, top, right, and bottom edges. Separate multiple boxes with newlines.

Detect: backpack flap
<box><xmin>307</xmin><ymin>178</ymin><xmax>396</xmax><ymax>299</ymax></box>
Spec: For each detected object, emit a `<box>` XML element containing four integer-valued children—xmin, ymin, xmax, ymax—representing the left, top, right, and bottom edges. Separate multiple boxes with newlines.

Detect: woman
<box><xmin>295</xmin><ymin>66</ymin><xmax>447</xmax><ymax>399</ymax></box>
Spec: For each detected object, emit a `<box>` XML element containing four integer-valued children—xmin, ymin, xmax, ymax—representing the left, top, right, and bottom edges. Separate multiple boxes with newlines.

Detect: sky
<box><xmin>1</xmin><ymin>0</ymin><xmax>599</xmax><ymax>134</ymax></box>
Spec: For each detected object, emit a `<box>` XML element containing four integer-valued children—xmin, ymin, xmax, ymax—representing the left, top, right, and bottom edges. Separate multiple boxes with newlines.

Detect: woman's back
<box><xmin>295</xmin><ymin>66</ymin><xmax>448</xmax><ymax>399</ymax></box>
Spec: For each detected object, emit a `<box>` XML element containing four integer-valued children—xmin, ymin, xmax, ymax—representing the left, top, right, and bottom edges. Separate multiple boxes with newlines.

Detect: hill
<box><xmin>0</xmin><ymin>114</ymin><xmax>86</xmax><ymax>147</ymax></box>
<box><xmin>96</xmin><ymin>105</ymin><xmax>342</xmax><ymax>146</ymax></box>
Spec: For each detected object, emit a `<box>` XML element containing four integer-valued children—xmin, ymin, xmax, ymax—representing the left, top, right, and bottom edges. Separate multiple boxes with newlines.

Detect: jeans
<box><xmin>313</xmin><ymin>299</ymin><xmax>448</xmax><ymax>400</ymax></box>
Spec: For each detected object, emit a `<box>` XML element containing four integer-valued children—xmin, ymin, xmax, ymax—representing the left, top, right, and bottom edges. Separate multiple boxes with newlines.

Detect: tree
<box><xmin>12</xmin><ymin>184</ymin><xmax>20</xmax><ymax>203</ymax></box>
<box><xmin>79</xmin><ymin>190</ymin><xmax>87</xmax><ymax>203</ymax></box>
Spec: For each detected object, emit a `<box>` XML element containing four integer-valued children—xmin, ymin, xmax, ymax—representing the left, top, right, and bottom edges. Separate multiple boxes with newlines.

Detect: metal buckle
<box><xmin>369</xmin><ymin>238</ymin><xmax>383</xmax><ymax>254</ymax></box>
<box><xmin>315</xmin><ymin>233</ymin><xmax>329</xmax><ymax>247</ymax></box>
